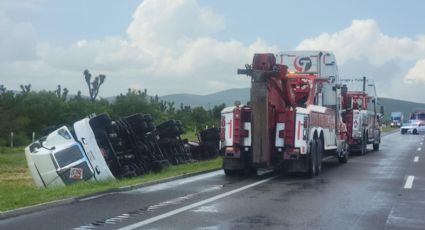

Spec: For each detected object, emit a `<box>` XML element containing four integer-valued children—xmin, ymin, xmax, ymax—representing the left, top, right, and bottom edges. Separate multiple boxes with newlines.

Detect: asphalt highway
<box><xmin>1</xmin><ymin>131</ymin><xmax>425</xmax><ymax>230</ymax></box>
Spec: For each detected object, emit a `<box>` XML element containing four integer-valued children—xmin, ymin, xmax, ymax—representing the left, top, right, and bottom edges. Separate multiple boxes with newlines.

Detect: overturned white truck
<box><xmin>25</xmin><ymin>113</ymin><xmax>190</xmax><ymax>188</ymax></box>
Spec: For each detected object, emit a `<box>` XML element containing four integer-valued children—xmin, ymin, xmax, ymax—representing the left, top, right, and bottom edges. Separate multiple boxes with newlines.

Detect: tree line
<box><xmin>0</xmin><ymin>70</ymin><xmax>225</xmax><ymax>146</ymax></box>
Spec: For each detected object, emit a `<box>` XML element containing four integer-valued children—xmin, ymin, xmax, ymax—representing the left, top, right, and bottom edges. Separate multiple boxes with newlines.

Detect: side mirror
<box><xmin>380</xmin><ymin>105</ymin><xmax>384</xmax><ymax>115</ymax></box>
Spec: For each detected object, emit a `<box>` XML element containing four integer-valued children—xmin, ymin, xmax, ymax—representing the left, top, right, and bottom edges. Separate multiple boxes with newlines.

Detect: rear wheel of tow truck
<box><xmin>338</xmin><ymin>149</ymin><xmax>348</xmax><ymax>164</ymax></box>
<box><xmin>360</xmin><ymin>135</ymin><xmax>367</xmax><ymax>156</ymax></box>
<box><xmin>373</xmin><ymin>142</ymin><xmax>380</xmax><ymax>151</ymax></box>
<box><xmin>307</xmin><ymin>140</ymin><xmax>317</xmax><ymax>178</ymax></box>
<box><xmin>338</xmin><ymin>140</ymin><xmax>349</xmax><ymax>164</ymax></box>
<box><xmin>373</xmin><ymin>132</ymin><xmax>380</xmax><ymax>151</ymax></box>
<box><xmin>315</xmin><ymin>139</ymin><xmax>323</xmax><ymax>176</ymax></box>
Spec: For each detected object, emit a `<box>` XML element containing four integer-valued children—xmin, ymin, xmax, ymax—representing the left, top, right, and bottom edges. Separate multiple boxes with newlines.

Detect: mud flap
<box><xmin>222</xmin><ymin>158</ymin><xmax>245</xmax><ymax>170</ymax></box>
<box><xmin>282</xmin><ymin>156</ymin><xmax>309</xmax><ymax>173</ymax></box>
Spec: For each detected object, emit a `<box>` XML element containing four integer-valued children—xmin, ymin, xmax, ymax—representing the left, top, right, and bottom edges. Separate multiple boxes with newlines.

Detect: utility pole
<box><xmin>10</xmin><ymin>132</ymin><xmax>14</xmax><ymax>148</ymax></box>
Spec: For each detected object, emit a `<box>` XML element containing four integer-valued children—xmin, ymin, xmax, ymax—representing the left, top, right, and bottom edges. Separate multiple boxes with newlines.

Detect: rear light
<box><xmin>225</xmin><ymin>147</ymin><xmax>235</xmax><ymax>154</ymax></box>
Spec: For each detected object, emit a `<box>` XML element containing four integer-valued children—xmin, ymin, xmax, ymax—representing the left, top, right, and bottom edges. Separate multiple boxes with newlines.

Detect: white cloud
<box><xmin>405</xmin><ymin>59</ymin><xmax>425</xmax><ymax>83</ymax></box>
<box><xmin>297</xmin><ymin>19</ymin><xmax>425</xmax><ymax>102</ymax></box>
<box><xmin>127</xmin><ymin>0</ymin><xmax>225</xmax><ymax>54</ymax></box>
<box><xmin>296</xmin><ymin>19</ymin><xmax>425</xmax><ymax>66</ymax></box>
<box><xmin>11</xmin><ymin>0</ymin><xmax>275</xmax><ymax>96</ymax></box>
<box><xmin>0</xmin><ymin>12</ymin><xmax>38</xmax><ymax>61</ymax></box>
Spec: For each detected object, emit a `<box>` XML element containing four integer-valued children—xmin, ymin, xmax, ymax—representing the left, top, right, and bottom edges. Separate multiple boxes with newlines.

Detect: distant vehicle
<box><xmin>341</xmin><ymin>77</ymin><xmax>383</xmax><ymax>155</ymax></box>
<box><xmin>390</xmin><ymin>112</ymin><xmax>403</xmax><ymax>127</ymax></box>
<box><xmin>409</xmin><ymin>109</ymin><xmax>425</xmax><ymax>123</ymax></box>
<box><xmin>400</xmin><ymin>120</ymin><xmax>425</xmax><ymax>135</ymax></box>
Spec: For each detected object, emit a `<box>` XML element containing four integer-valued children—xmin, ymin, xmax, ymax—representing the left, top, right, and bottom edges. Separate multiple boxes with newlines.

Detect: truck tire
<box><xmin>373</xmin><ymin>143</ymin><xmax>380</xmax><ymax>151</ymax></box>
<box><xmin>360</xmin><ymin>136</ymin><xmax>367</xmax><ymax>156</ymax></box>
<box><xmin>413</xmin><ymin>129</ymin><xmax>418</xmax><ymax>135</ymax></box>
<box><xmin>315</xmin><ymin>139</ymin><xmax>323</xmax><ymax>176</ymax></box>
<box><xmin>338</xmin><ymin>149</ymin><xmax>348</xmax><ymax>164</ymax></box>
<box><xmin>307</xmin><ymin>141</ymin><xmax>317</xmax><ymax>178</ymax></box>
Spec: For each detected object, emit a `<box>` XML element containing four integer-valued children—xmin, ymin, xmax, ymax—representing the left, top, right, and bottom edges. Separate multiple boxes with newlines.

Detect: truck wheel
<box><xmin>373</xmin><ymin>143</ymin><xmax>380</xmax><ymax>151</ymax></box>
<box><xmin>338</xmin><ymin>150</ymin><xmax>348</xmax><ymax>164</ymax></box>
<box><xmin>413</xmin><ymin>129</ymin><xmax>418</xmax><ymax>135</ymax></box>
<box><xmin>360</xmin><ymin>136</ymin><xmax>367</xmax><ymax>156</ymax></box>
<box><xmin>315</xmin><ymin>139</ymin><xmax>323</xmax><ymax>176</ymax></box>
<box><xmin>307</xmin><ymin>141</ymin><xmax>317</xmax><ymax>178</ymax></box>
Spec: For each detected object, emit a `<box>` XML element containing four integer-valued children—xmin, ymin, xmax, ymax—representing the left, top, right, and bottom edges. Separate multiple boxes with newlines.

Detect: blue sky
<box><xmin>1</xmin><ymin>0</ymin><xmax>425</xmax><ymax>102</ymax></box>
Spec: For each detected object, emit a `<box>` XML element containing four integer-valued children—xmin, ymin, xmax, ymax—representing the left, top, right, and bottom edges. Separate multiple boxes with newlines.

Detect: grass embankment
<box><xmin>381</xmin><ymin>125</ymin><xmax>399</xmax><ymax>133</ymax></box>
<box><xmin>0</xmin><ymin>146</ymin><xmax>222</xmax><ymax>212</ymax></box>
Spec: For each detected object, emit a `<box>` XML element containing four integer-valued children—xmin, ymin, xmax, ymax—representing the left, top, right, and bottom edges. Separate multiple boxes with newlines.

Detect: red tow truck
<box><xmin>341</xmin><ymin>77</ymin><xmax>383</xmax><ymax>155</ymax></box>
<box><xmin>220</xmin><ymin>51</ymin><xmax>349</xmax><ymax>177</ymax></box>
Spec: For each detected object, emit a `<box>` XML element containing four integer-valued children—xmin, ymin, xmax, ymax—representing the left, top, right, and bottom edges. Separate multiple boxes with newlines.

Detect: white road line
<box><xmin>418</xmin><ymin>147</ymin><xmax>422</xmax><ymax>151</ymax></box>
<box><xmin>118</xmin><ymin>176</ymin><xmax>277</xmax><ymax>230</ymax></box>
<box><xmin>404</xmin><ymin>176</ymin><xmax>415</xmax><ymax>189</ymax></box>
<box><xmin>123</xmin><ymin>170</ymin><xmax>223</xmax><ymax>194</ymax></box>
<box><xmin>421</xmin><ymin>142</ymin><xmax>423</xmax><ymax>145</ymax></box>
<box><xmin>414</xmin><ymin>156</ymin><xmax>419</xmax><ymax>162</ymax></box>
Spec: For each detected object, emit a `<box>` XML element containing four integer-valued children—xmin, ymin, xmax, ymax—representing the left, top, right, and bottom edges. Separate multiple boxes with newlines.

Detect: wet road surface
<box><xmin>1</xmin><ymin>131</ymin><xmax>425</xmax><ymax>230</ymax></box>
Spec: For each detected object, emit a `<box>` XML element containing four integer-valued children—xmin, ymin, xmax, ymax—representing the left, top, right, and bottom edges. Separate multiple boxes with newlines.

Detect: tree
<box><xmin>20</xmin><ymin>84</ymin><xmax>31</xmax><ymax>94</ymax></box>
<box><xmin>212</xmin><ymin>103</ymin><xmax>226</xmax><ymax>119</ymax></box>
<box><xmin>83</xmin><ymin>69</ymin><xmax>106</xmax><ymax>102</ymax></box>
<box><xmin>55</xmin><ymin>85</ymin><xmax>69</xmax><ymax>101</ymax></box>
<box><xmin>0</xmin><ymin>84</ymin><xmax>6</xmax><ymax>94</ymax></box>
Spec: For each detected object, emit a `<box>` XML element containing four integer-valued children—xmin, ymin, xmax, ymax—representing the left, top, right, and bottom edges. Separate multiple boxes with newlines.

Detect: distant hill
<box><xmin>159</xmin><ymin>88</ymin><xmax>250</xmax><ymax>108</ymax></box>
<box><xmin>158</xmin><ymin>88</ymin><xmax>425</xmax><ymax>121</ymax></box>
<box><xmin>379</xmin><ymin>98</ymin><xmax>425</xmax><ymax>121</ymax></box>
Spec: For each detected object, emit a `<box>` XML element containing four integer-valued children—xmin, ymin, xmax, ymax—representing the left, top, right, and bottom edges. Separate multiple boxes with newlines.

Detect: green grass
<box><xmin>181</xmin><ymin>130</ymin><xmax>199</xmax><ymax>141</ymax></box>
<box><xmin>381</xmin><ymin>125</ymin><xmax>399</xmax><ymax>133</ymax></box>
<box><xmin>0</xmin><ymin>147</ymin><xmax>222</xmax><ymax>212</ymax></box>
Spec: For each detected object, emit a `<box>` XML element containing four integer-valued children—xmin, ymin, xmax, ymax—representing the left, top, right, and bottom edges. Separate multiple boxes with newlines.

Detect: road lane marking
<box><xmin>123</xmin><ymin>170</ymin><xmax>223</xmax><ymax>194</ymax></box>
<box><xmin>118</xmin><ymin>176</ymin><xmax>277</xmax><ymax>230</ymax></box>
<box><xmin>404</xmin><ymin>176</ymin><xmax>415</xmax><ymax>189</ymax></box>
<box><xmin>73</xmin><ymin>186</ymin><xmax>223</xmax><ymax>229</ymax></box>
<box><xmin>414</xmin><ymin>156</ymin><xmax>419</xmax><ymax>162</ymax></box>
<box><xmin>418</xmin><ymin>147</ymin><xmax>422</xmax><ymax>151</ymax></box>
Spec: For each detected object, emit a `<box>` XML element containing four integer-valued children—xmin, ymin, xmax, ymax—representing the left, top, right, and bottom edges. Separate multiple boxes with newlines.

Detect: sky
<box><xmin>1</xmin><ymin>0</ymin><xmax>425</xmax><ymax>103</ymax></box>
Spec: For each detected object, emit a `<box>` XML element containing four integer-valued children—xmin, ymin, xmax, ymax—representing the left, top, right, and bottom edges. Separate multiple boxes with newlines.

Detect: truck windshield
<box><xmin>54</xmin><ymin>145</ymin><xmax>84</xmax><ymax>168</ymax></box>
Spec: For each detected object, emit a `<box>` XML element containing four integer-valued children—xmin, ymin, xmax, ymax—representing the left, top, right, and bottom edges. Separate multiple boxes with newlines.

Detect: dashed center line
<box><xmin>418</xmin><ymin>147</ymin><xmax>422</xmax><ymax>151</ymax></box>
<box><xmin>414</xmin><ymin>156</ymin><xmax>419</xmax><ymax>162</ymax></box>
<box><xmin>404</xmin><ymin>176</ymin><xmax>415</xmax><ymax>189</ymax></box>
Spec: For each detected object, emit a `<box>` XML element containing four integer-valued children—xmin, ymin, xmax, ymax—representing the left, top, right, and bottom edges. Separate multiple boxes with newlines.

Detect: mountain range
<box><xmin>159</xmin><ymin>88</ymin><xmax>425</xmax><ymax>121</ymax></box>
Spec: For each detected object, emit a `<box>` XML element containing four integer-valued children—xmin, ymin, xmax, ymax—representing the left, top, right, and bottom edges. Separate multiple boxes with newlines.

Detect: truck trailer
<box><xmin>221</xmin><ymin>51</ymin><xmax>349</xmax><ymax>177</ymax></box>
